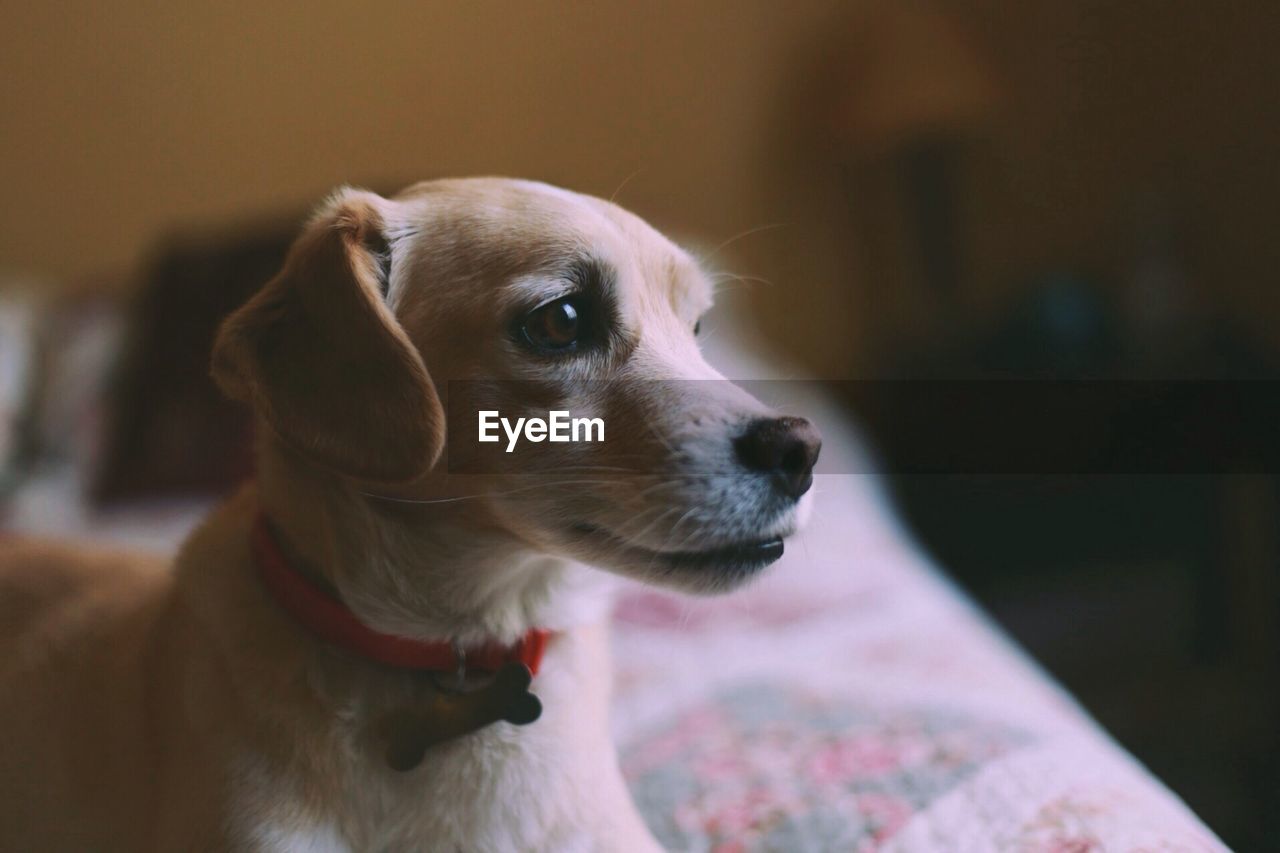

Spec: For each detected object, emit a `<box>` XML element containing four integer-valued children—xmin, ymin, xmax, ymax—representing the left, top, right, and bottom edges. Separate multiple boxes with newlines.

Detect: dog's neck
<box><xmin>253</xmin><ymin>437</ymin><xmax>618</xmax><ymax>647</ymax></box>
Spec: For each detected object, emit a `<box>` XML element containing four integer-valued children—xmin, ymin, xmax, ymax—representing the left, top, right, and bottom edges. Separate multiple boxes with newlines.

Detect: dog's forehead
<box><xmin>393</xmin><ymin>178</ymin><xmax>708</xmax><ymax>309</ymax></box>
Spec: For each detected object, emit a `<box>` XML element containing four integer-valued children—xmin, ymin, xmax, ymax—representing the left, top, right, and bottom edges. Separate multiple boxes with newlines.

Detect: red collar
<box><xmin>250</xmin><ymin>515</ymin><xmax>550</xmax><ymax>675</ymax></box>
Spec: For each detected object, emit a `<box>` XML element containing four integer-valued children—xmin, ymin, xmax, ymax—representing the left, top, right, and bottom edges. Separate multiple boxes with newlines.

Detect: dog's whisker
<box><xmin>666</xmin><ymin>515</ymin><xmax>713</xmax><ymax>556</ymax></box>
<box><xmin>657</xmin><ymin>506</ymin><xmax>703</xmax><ymax>553</ymax></box>
<box><xmin>708</xmin><ymin>269</ymin><xmax>775</xmax><ymax>282</ymax></box>
<box><xmin>528</xmin><ymin>466</ymin><xmax>655</xmax><ymax>476</ymax></box>
<box><xmin>697</xmin><ymin>222</ymin><xmax>786</xmax><ymax>263</ymax></box>
<box><xmin>612</xmin><ymin>505</ymin><xmax>681</xmax><ymax>546</ymax></box>
<box><xmin>359</xmin><ymin>478</ymin><xmax>642</xmax><ymax>506</ymax></box>
<box><xmin>627</xmin><ymin>480</ymin><xmax>686</xmax><ymax>504</ymax></box>
<box><xmin>708</xmin><ymin>271</ymin><xmax>777</xmax><ymax>292</ymax></box>
<box><xmin>608</xmin><ymin>167</ymin><xmax>644</xmax><ymax>203</ymax></box>
<box><xmin>359</xmin><ymin>491</ymin><xmax>490</xmax><ymax>505</ymax></box>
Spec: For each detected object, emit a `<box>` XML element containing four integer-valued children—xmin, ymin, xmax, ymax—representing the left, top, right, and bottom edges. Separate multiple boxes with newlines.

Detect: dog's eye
<box><xmin>694</xmin><ymin>320</ymin><xmax>702</xmax><ymax>336</ymax></box>
<box><xmin>523</xmin><ymin>296</ymin><xmax>584</xmax><ymax>351</ymax></box>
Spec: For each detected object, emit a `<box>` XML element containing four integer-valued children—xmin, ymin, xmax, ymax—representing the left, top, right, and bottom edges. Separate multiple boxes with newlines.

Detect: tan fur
<box><xmin>0</xmin><ymin>178</ymin><xmax>813</xmax><ymax>850</ymax></box>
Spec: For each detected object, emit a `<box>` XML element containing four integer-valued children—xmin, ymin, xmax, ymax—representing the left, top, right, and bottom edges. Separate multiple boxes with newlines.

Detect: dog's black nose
<box><xmin>733</xmin><ymin>416</ymin><xmax>822</xmax><ymax>500</ymax></box>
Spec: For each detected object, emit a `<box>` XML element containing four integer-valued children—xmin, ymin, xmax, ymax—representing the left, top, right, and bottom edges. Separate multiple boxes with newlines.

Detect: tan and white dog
<box><xmin>0</xmin><ymin>178</ymin><xmax>820</xmax><ymax>851</ymax></box>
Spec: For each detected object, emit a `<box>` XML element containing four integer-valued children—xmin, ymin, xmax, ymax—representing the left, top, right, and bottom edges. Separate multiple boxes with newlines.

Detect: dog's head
<box><xmin>214</xmin><ymin>179</ymin><xmax>819</xmax><ymax>594</ymax></box>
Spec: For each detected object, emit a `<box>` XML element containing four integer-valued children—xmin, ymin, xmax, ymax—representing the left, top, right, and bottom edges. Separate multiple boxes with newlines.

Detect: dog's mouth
<box><xmin>567</xmin><ymin>522</ymin><xmax>784</xmax><ymax>576</ymax></box>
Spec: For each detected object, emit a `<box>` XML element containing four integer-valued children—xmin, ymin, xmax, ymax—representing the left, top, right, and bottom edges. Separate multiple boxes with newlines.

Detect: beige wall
<box><xmin>0</xmin><ymin>0</ymin><xmax>867</xmax><ymax>369</ymax></box>
<box><xmin>0</xmin><ymin>1</ymin><xmax>843</xmax><ymax>275</ymax></box>
<box><xmin>4</xmin><ymin>1</ymin><xmax>1278</xmax><ymax>374</ymax></box>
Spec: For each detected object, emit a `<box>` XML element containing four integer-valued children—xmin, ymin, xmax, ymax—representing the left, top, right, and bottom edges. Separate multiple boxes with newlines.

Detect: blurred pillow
<box><xmin>90</xmin><ymin>218</ymin><xmax>298</xmax><ymax>505</ymax></box>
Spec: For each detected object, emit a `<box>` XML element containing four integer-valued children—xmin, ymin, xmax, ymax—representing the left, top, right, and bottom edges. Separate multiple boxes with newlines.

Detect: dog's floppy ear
<box><xmin>212</xmin><ymin>188</ymin><xmax>444</xmax><ymax>482</ymax></box>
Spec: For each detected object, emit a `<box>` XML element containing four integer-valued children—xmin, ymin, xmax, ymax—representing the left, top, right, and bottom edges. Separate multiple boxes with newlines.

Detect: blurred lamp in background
<box><xmin>827</xmin><ymin>0</ymin><xmax>1000</xmax><ymax>303</ymax></box>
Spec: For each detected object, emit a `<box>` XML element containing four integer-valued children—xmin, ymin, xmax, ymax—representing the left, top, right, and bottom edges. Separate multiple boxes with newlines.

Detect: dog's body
<box><xmin>0</xmin><ymin>178</ymin><xmax>819</xmax><ymax>851</ymax></box>
<box><xmin>0</xmin><ymin>489</ymin><xmax>644</xmax><ymax>851</ymax></box>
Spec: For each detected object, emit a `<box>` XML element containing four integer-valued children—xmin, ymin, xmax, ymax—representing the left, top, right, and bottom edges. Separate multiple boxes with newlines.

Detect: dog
<box><xmin>0</xmin><ymin>178</ymin><xmax>821</xmax><ymax>851</ymax></box>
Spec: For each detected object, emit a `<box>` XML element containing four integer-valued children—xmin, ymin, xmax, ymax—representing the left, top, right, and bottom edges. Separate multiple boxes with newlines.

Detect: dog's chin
<box><xmin>561</xmin><ymin>522</ymin><xmax>789</xmax><ymax>595</ymax></box>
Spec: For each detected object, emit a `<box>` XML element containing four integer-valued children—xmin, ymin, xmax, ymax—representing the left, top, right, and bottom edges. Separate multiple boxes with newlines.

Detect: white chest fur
<box><xmin>230</xmin><ymin>626</ymin><xmax>658</xmax><ymax>853</ymax></box>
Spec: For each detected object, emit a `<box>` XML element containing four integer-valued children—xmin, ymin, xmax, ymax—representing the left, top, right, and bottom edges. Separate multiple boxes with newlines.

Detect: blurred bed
<box><xmin>0</xmin><ymin>276</ymin><xmax>1225</xmax><ymax>851</ymax></box>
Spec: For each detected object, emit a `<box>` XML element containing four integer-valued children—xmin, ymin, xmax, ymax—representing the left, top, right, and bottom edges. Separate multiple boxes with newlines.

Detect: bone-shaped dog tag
<box><xmin>379</xmin><ymin>662</ymin><xmax>542</xmax><ymax>772</ymax></box>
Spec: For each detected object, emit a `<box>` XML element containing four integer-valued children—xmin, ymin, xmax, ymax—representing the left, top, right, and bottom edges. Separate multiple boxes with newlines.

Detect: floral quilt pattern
<box><xmin>624</xmin><ymin>684</ymin><xmax>1032</xmax><ymax>851</ymax></box>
